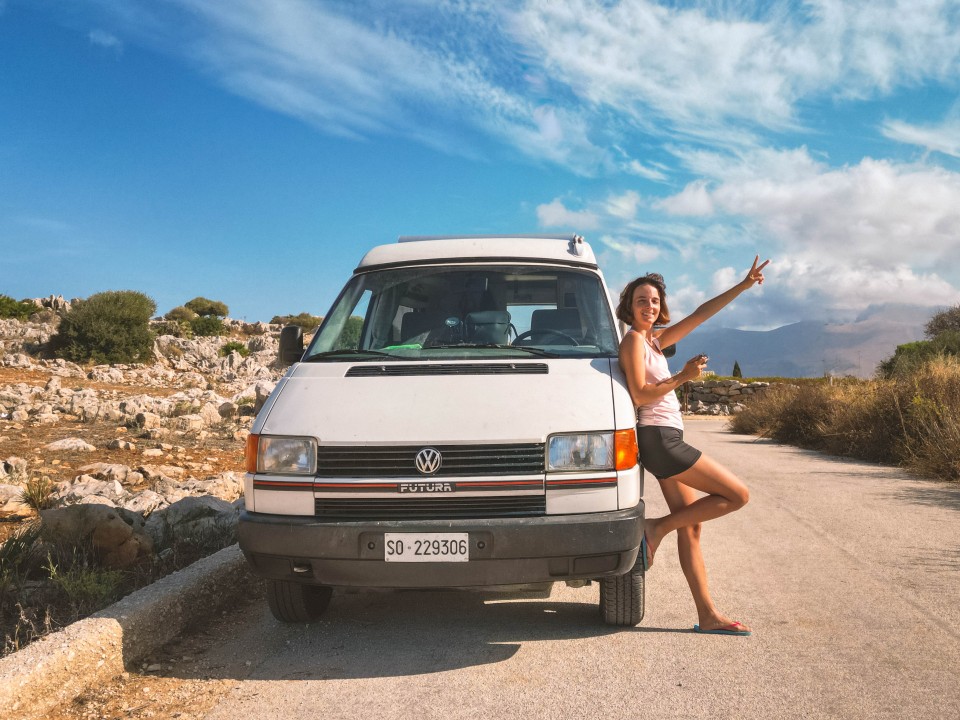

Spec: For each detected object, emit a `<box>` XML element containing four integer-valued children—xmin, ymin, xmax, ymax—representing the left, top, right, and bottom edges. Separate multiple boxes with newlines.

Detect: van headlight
<box><xmin>246</xmin><ymin>434</ymin><xmax>317</xmax><ymax>475</ymax></box>
<box><xmin>547</xmin><ymin>432</ymin><xmax>614</xmax><ymax>472</ymax></box>
<box><xmin>546</xmin><ymin>430</ymin><xmax>638</xmax><ymax>472</ymax></box>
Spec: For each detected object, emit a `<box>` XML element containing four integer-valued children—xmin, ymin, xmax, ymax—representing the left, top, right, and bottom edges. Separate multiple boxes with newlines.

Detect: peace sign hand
<box><xmin>743</xmin><ymin>255</ymin><xmax>770</xmax><ymax>287</ymax></box>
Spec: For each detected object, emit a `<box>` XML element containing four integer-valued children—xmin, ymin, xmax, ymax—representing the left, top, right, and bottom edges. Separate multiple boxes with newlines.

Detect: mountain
<box><xmin>671</xmin><ymin>304</ymin><xmax>939</xmax><ymax>378</ymax></box>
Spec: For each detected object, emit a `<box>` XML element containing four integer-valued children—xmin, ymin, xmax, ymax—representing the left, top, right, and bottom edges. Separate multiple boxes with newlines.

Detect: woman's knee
<box><xmin>728</xmin><ymin>485</ymin><xmax>749</xmax><ymax>509</ymax></box>
<box><xmin>679</xmin><ymin>523</ymin><xmax>702</xmax><ymax>542</ymax></box>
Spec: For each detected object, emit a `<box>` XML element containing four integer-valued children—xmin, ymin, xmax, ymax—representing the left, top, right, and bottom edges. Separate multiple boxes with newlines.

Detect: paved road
<box><xmin>95</xmin><ymin>418</ymin><xmax>960</xmax><ymax>719</ymax></box>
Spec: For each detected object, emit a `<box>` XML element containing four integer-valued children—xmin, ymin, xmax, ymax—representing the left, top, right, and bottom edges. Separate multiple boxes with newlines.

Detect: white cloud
<box><xmin>536</xmin><ymin>199</ymin><xmax>600</xmax><ymax>230</ymax></box>
<box><xmin>89</xmin><ymin>29</ymin><xmax>122</xmax><ymax>51</ymax></box>
<box><xmin>605</xmin><ymin>191</ymin><xmax>642</xmax><ymax>221</ymax></box>
<box><xmin>622</xmin><ymin>159</ymin><xmax>668</xmax><ymax>182</ymax></box>
<box><xmin>60</xmin><ymin>1</ymin><xmax>960</xmax><ymax>170</ymax></box>
<box><xmin>510</xmin><ymin>0</ymin><xmax>960</xmax><ymax>142</ymax></box>
<box><xmin>882</xmin><ymin>117</ymin><xmax>960</xmax><ymax>159</ymax></box>
<box><xmin>656</xmin><ymin>180</ymin><xmax>715</xmax><ymax>217</ymax></box>
<box><xmin>599</xmin><ymin>235</ymin><xmax>661</xmax><ymax>265</ymax></box>
<box><xmin>651</xmin><ymin>148</ymin><xmax>960</xmax><ymax>317</ymax></box>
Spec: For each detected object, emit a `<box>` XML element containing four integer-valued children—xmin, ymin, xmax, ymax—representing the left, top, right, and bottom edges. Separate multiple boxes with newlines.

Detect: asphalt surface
<box><xmin>17</xmin><ymin>417</ymin><xmax>960</xmax><ymax>719</ymax></box>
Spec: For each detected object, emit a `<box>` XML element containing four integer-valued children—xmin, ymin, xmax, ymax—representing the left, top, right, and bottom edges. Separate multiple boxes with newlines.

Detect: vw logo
<box><xmin>415</xmin><ymin>447</ymin><xmax>442</xmax><ymax>475</ymax></box>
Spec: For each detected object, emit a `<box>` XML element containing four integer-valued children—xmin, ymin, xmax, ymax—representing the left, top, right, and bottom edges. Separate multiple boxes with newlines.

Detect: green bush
<box><xmin>47</xmin><ymin>290</ymin><xmax>156</xmax><ymax>364</ymax></box>
<box><xmin>164</xmin><ymin>305</ymin><xmax>198</xmax><ymax>322</ymax></box>
<box><xmin>153</xmin><ymin>319</ymin><xmax>193</xmax><ymax>339</ymax></box>
<box><xmin>877</xmin><ymin>331</ymin><xmax>960</xmax><ymax>379</ymax></box>
<box><xmin>185</xmin><ymin>296</ymin><xmax>228</xmax><ymax>318</ymax></box>
<box><xmin>271</xmin><ymin>312</ymin><xmax>323</xmax><ymax>331</ymax></box>
<box><xmin>220</xmin><ymin>340</ymin><xmax>249</xmax><ymax>357</ymax></box>
<box><xmin>190</xmin><ymin>315</ymin><xmax>225</xmax><ymax>337</ymax></box>
<box><xmin>45</xmin><ymin>554</ymin><xmax>125</xmax><ymax>615</ymax></box>
<box><xmin>0</xmin><ymin>295</ymin><xmax>36</xmax><ymax>320</ymax></box>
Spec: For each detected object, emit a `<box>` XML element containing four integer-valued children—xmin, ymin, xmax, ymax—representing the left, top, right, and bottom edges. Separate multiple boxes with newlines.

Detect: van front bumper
<box><xmin>238</xmin><ymin>504</ymin><xmax>644</xmax><ymax>588</ymax></box>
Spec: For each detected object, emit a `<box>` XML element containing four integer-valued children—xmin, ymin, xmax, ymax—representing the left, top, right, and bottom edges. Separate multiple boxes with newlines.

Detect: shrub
<box><xmin>164</xmin><ymin>305</ymin><xmax>198</xmax><ymax>322</ymax></box>
<box><xmin>184</xmin><ymin>296</ymin><xmax>228</xmax><ymax>318</ymax></box>
<box><xmin>153</xmin><ymin>319</ymin><xmax>193</xmax><ymax>339</ymax></box>
<box><xmin>45</xmin><ymin>553</ymin><xmax>125</xmax><ymax>615</ymax></box>
<box><xmin>729</xmin><ymin>358</ymin><xmax>960</xmax><ymax>481</ymax></box>
<box><xmin>271</xmin><ymin>312</ymin><xmax>323</xmax><ymax>331</ymax></box>
<box><xmin>220</xmin><ymin>341</ymin><xmax>249</xmax><ymax>357</ymax></box>
<box><xmin>0</xmin><ymin>523</ymin><xmax>42</xmax><ymax>588</ymax></box>
<box><xmin>19</xmin><ymin>476</ymin><xmax>56</xmax><ymax>511</ymax></box>
<box><xmin>925</xmin><ymin>304</ymin><xmax>960</xmax><ymax>339</ymax></box>
<box><xmin>0</xmin><ymin>294</ymin><xmax>36</xmax><ymax>320</ymax></box>
<box><xmin>190</xmin><ymin>315</ymin><xmax>225</xmax><ymax>337</ymax></box>
<box><xmin>47</xmin><ymin>290</ymin><xmax>156</xmax><ymax>364</ymax></box>
<box><xmin>877</xmin><ymin>332</ymin><xmax>960</xmax><ymax>379</ymax></box>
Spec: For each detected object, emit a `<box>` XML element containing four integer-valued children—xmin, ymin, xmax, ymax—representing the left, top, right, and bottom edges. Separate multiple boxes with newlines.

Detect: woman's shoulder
<box><xmin>619</xmin><ymin>328</ymin><xmax>646</xmax><ymax>353</ymax></box>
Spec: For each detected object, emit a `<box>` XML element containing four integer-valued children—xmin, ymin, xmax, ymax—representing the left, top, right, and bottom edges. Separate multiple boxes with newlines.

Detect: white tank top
<box><xmin>634</xmin><ymin>333</ymin><xmax>684</xmax><ymax>430</ymax></box>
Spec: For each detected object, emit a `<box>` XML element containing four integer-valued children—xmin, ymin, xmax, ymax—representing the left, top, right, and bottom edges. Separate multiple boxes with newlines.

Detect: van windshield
<box><xmin>303</xmin><ymin>265</ymin><xmax>619</xmax><ymax>361</ymax></box>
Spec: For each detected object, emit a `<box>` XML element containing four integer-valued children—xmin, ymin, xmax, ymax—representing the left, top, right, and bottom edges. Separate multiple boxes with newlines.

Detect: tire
<box><xmin>266</xmin><ymin>580</ymin><xmax>333</xmax><ymax>623</ymax></box>
<box><xmin>599</xmin><ymin>557</ymin><xmax>645</xmax><ymax>626</ymax></box>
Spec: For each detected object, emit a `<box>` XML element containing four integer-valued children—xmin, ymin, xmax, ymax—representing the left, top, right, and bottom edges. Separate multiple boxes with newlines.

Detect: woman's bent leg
<box><xmin>645</xmin><ymin>452</ymin><xmax>748</xmax><ymax>559</ymax></box>
<box><xmin>657</xmin><ymin>475</ymin><xmax>751</xmax><ymax>632</ymax></box>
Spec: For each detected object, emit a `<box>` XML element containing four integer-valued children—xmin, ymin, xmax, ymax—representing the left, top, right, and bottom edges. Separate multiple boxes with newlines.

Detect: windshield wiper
<box><xmin>303</xmin><ymin>349</ymin><xmax>398</xmax><ymax>362</ymax></box>
<box><xmin>422</xmin><ymin>343</ymin><xmax>560</xmax><ymax>357</ymax></box>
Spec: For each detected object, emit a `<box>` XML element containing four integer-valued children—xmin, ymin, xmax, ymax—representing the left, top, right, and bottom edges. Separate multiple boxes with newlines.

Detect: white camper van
<box><xmin>238</xmin><ymin>235</ymin><xmax>646</xmax><ymax>625</ymax></box>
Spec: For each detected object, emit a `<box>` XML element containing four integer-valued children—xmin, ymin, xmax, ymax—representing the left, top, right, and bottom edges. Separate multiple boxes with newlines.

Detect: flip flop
<box><xmin>693</xmin><ymin>622</ymin><xmax>752</xmax><ymax>636</ymax></box>
<box><xmin>640</xmin><ymin>532</ymin><xmax>652</xmax><ymax>571</ymax></box>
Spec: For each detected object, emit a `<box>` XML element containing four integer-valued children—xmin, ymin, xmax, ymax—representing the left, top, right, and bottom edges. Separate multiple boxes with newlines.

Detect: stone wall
<box><xmin>680</xmin><ymin>378</ymin><xmax>772</xmax><ymax>415</ymax></box>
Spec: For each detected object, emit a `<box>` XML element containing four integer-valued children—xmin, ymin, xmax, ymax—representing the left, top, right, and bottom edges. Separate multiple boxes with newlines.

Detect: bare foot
<box><xmin>643</xmin><ymin>518</ymin><xmax>664</xmax><ymax>567</ymax></box>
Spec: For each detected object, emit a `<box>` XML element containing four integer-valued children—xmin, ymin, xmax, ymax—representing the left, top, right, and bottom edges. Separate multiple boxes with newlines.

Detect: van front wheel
<box><xmin>266</xmin><ymin>580</ymin><xmax>333</xmax><ymax>623</ymax></box>
<box><xmin>599</xmin><ymin>559</ymin><xmax>645</xmax><ymax>626</ymax></box>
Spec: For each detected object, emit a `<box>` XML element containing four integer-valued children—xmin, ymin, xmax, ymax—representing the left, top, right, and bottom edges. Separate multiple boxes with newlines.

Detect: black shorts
<box><xmin>636</xmin><ymin>425</ymin><xmax>702</xmax><ymax>480</ymax></box>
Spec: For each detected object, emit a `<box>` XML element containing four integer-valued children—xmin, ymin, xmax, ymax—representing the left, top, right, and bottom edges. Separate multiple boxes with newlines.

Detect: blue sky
<box><xmin>2</xmin><ymin>0</ymin><xmax>959</xmax><ymax>327</ymax></box>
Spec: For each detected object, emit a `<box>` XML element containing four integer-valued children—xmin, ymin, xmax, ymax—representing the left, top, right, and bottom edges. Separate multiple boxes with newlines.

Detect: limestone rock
<box><xmin>45</xmin><ymin>437</ymin><xmax>96</xmax><ymax>452</ymax></box>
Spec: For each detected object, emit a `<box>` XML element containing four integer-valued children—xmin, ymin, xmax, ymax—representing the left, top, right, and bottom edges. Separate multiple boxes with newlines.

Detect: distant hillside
<box><xmin>672</xmin><ymin>304</ymin><xmax>939</xmax><ymax>378</ymax></box>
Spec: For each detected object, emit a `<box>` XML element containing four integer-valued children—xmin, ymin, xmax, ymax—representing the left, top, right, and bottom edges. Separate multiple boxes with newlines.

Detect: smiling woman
<box><xmin>618</xmin><ymin>256</ymin><xmax>769</xmax><ymax>636</ymax></box>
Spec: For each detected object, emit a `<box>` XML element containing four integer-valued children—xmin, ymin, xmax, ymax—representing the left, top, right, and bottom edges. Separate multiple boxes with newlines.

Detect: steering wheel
<box><xmin>513</xmin><ymin>329</ymin><xmax>580</xmax><ymax>346</ymax></box>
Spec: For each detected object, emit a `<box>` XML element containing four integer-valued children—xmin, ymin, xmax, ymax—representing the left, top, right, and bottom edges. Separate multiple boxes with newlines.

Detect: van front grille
<box><xmin>316</xmin><ymin>443</ymin><xmax>545</xmax><ymax>478</ymax></box>
<box><xmin>314</xmin><ymin>495</ymin><xmax>546</xmax><ymax>520</ymax></box>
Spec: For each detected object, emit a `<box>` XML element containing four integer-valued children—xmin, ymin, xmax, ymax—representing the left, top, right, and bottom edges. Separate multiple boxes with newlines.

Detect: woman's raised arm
<box><xmin>656</xmin><ymin>256</ymin><xmax>769</xmax><ymax>349</ymax></box>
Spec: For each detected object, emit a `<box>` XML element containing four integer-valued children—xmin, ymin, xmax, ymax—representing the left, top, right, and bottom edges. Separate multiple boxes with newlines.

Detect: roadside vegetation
<box><xmin>1</xmin><ymin>518</ymin><xmax>237</xmax><ymax>656</ymax></box>
<box><xmin>730</xmin><ymin>305</ymin><xmax>960</xmax><ymax>481</ymax></box>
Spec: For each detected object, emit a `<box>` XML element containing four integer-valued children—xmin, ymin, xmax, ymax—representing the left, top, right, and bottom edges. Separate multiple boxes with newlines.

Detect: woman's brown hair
<box><xmin>616</xmin><ymin>273</ymin><xmax>670</xmax><ymax>326</ymax></box>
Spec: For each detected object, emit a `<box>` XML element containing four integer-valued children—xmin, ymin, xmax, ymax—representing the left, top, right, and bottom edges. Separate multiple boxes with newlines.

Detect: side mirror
<box><xmin>278</xmin><ymin>325</ymin><xmax>304</xmax><ymax>366</ymax></box>
<box><xmin>661</xmin><ymin>344</ymin><xmax>677</xmax><ymax>358</ymax></box>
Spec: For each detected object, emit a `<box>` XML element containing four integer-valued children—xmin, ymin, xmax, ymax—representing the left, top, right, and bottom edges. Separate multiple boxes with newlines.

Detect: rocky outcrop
<box><xmin>0</xmin><ymin>314</ymin><xmax>281</xmax><ymax>570</ymax></box>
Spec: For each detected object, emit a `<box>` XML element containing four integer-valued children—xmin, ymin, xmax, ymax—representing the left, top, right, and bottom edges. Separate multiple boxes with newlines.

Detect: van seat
<box><xmin>400</xmin><ymin>311</ymin><xmax>449</xmax><ymax>343</ymax></box>
<box><xmin>530</xmin><ymin>308</ymin><xmax>581</xmax><ymax>342</ymax></box>
<box><xmin>465</xmin><ymin>310</ymin><xmax>512</xmax><ymax>344</ymax></box>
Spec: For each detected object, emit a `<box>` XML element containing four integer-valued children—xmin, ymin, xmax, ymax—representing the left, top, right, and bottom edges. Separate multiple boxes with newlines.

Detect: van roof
<box><xmin>355</xmin><ymin>235</ymin><xmax>598</xmax><ymax>271</ymax></box>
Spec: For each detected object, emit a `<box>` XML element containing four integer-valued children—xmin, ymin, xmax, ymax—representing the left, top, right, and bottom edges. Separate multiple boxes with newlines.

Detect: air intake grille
<box><xmin>314</xmin><ymin>495</ymin><xmax>545</xmax><ymax>520</ymax></box>
<box><xmin>345</xmin><ymin>363</ymin><xmax>548</xmax><ymax>377</ymax></box>
<box><xmin>317</xmin><ymin>443</ymin><xmax>545</xmax><ymax>478</ymax></box>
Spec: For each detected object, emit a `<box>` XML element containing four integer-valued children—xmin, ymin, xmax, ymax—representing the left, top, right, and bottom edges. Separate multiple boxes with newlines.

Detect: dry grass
<box><xmin>729</xmin><ymin>357</ymin><xmax>960</xmax><ymax>481</ymax></box>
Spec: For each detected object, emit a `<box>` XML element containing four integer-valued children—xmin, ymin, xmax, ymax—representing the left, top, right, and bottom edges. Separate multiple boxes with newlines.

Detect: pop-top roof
<box><xmin>355</xmin><ymin>234</ymin><xmax>597</xmax><ymax>271</ymax></box>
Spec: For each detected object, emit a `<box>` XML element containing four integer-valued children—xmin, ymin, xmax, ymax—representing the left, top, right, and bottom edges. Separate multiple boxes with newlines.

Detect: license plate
<box><xmin>384</xmin><ymin>533</ymin><xmax>469</xmax><ymax>562</ymax></box>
